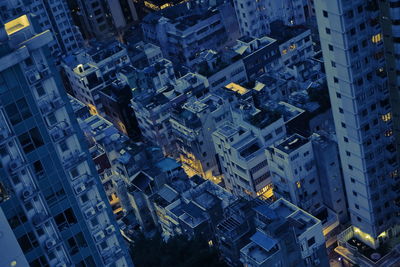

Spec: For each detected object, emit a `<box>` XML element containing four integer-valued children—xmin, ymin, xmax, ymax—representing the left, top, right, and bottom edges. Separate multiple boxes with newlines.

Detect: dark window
<box><xmin>5</xmin><ymin>98</ymin><xmax>32</xmax><ymax>125</ymax></box>
<box><xmin>18</xmin><ymin>127</ymin><xmax>44</xmax><ymax>153</ymax></box>
<box><xmin>307</xmin><ymin>237</ymin><xmax>315</xmax><ymax>247</ymax></box>
<box><xmin>33</xmin><ymin>160</ymin><xmax>45</xmax><ymax>179</ymax></box>
<box><xmin>54</xmin><ymin>208</ymin><xmax>77</xmax><ymax>231</ymax></box>
<box><xmin>18</xmin><ymin>231</ymin><xmax>38</xmax><ymax>253</ymax></box>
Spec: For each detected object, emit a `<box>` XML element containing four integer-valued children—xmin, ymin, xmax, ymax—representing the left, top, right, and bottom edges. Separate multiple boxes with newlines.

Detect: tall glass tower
<box><xmin>315</xmin><ymin>0</ymin><xmax>399</xmax><ymax>250</ymax></box>
<box><xmin>0</xmin><ymin>14</ymin><xmax>132</xmax><ymax>266</ymax></box>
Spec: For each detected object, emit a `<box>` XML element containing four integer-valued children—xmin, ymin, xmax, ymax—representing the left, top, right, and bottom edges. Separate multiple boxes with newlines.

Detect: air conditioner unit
<box><xmin>64</xmin><ymin>127</ymin><xmax>73</xmax><ymax>136</ymax></box>
<box><xmin>40</xmin><ymin>104</ymin><xmax>52</xmax><ymax>114</ymax></box>
<box><xmin>9</xmin><ymin>159</ymin><xmax>22</xmax><ymax>172</ymax></box>
<box><xmin>105</xmin><ymin>225</ymin><xmax>115</xmax><ymax>235</ymax></box>
<box><xmin>28</xmin><ymin>72</ymin><xmax>41</xmax><ymax>84</ymax></box>
<box><xmin>93</xmin><ymin>231</ymin><xmax>105</xmax><ymax>242</ymax></box>
<box><xmin>21</xmin><ymin>187</ymin><xmax>34</xmax><ymax>199</ymax></box>
<box><xmin>40</xmin><ymin>69</ymin><xmax>49</xmax><ymax>77</ymax></box>
<box><xmin>96</xmin><ymin>201</ymin><xmax>106</xmax><ymax>211</ymax></box>
<box><xmin>74</xmin><ymin>183</ymin><xmax>86</xmax><ymax>194</ymax></box>
<box><xmin>46</xmin><ymin>238</ymin><xmax>57</xmax><ymax>249</ymax></box>
<box><xmin>51</xmin><ymin>131</ymin><xmax>63</xmax><ymax>142</ymax></box>
<box><xmin>115</xmin><ymin>247</ymin><xmax>122</xmax><ymax>255</ymax></box>
<box><xmin>52</xmin><ymin>98</ymin><xmax>64</xmax><ymax>108</ymax></box>
<box><xmin>84</xmin><ymin>207</ymin><xmax>96</xmax><ymax>219</ymax></box>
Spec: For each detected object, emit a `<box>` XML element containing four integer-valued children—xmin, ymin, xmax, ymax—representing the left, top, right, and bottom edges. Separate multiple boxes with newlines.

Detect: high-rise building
<box><xmin>0</xmin><ymin>15</ymin><xmax>132</xmax><ymax>266</ymax></box>
<box><xmin>0</xmin><ymin>207</ymin><xmax>29</xmax><ymax>267</ymax></box>
<box><xmin>0</xmin><ymin>0</ymin><xmax>83</xmax><ymax>57</ymax></box>
<box><xmin>315</xmin><ymin>0</ymin><xmax>400</xmax><ymax>255</ymax></box>
<box><xmin>232</xmin><ymin>0</ymin><xmax>310</xmax><ymax>38</ymax></box>
<box><xmin>68</xmin><ymin>0</ymin><xmax>138</xmax><ymax>40</ymax></box>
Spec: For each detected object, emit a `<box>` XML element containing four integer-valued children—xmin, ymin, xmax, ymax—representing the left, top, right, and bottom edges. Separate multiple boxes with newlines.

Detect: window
<box><xmin>5</xmin><ymin>98</ymin><xmax>32</xmax><ymax>125</ymax></box>
<box><xmin>328</xmin><ymin>44</ymin><xmax>333</xmax><ymax>51</ymax></box>
<box><xmin>33</xmin><ymin>160</ymin><xmax>45</xmax><ymax>179</ymax></box>
<box><xmin>18</xmin><ymin>232</ymin><xmax>39</xmax><ymax>253</ymax></box>
<box><xmin>334</xmin><ymin>77</ymin><xmax>339</xmax><ymax>83</ymax></box>
<box><xmin>29</xmin><ymin>256</ymin><xmax>48</xmax><ymax>267</ymax></box>
<box><xmin>54</xmin><ymin>208</ymin><xmax>77</xmax><ymax>231</ymax></box>
<box><xmin>59</xmin><ymin>141</ymin><xmax>69</xmax><ymax>152</ymax></box>
<box><xmin>323</xmin><ymin>10</ymin><xmax>328</xmax><ymax>17</ymax></box>
<box><xmin>307</xmin><ymin>237</ymin><xmax>315</xmax><ymax>247</ymax></box>
<box><xmin>18</xmin><ymin>127</ymin><xmax>44</xmax><ymax>154</ymax></box>
<box><xmin>325</xmin><ymin>28</ymin><xmax>331</xmax><ymax>34</ymax></box>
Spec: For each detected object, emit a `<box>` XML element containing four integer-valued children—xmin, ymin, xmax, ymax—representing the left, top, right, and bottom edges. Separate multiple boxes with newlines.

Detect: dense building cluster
<box><xmin>0</xmin><ymin>0</ymin><xmax>399</xmax><ymax>267</ymax></box>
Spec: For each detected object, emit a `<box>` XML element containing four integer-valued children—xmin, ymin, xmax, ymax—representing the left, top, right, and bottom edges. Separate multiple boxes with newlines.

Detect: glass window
<box><xmin>18</xmin><ymin>127</ymin><xmax>44</xmax><ymax>153</ymax></box>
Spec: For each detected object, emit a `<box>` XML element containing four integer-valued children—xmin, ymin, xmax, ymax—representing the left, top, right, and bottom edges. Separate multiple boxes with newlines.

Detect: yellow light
<box><xmin>296</xmin><ymin>181</ymin><xmax>301</xmax><ymax>188</ymax></box>
<box><xmin>5</xmin><ymin>15</ymin><xmax>30</xmax><ymax>36</ymax></box>
<box><xmin>88</xmin><ymin>104</ymin><xmax>98</xmax><ymax>115</ymax></box>
<box><xmin>10</xmin><ymin>261</ymin><xmax>17</xmax><ymax>267</ymax></box>
<box><xmin>354</xmin><ymin>227</ymin><xmax>361</xmax><ymax>233</ymax></box>
<box><xmin>378</xmin><ymin>231</ymin><xmax>387</xmax><ymax>238</ymax></box>
<box><xmin>225</xmin><ymin>83</ymin><xmax>249</xmax><ymax>95</ymax></box>
<box><xmin>282</xmin><ymin>49</ymin><xmax>288</xmax><ymax>55</ymax></box>
<box><xmin>372</xmin><ymin>33</ymin><xmax>382</xmax><ymax>44</ymax></box>
<box><xmin>364</xmin><ymin>234</ymin><xmax>372</xmax><ymax>240</ymax></box>
<box><xmin>144</xmin><ymin>1</ymin><xmax>160</xmax><ymax>10</ymax></box>
<box><xmin>160</xmin><ymin>3</ymin><xmax>171</xmax><ymax>9</ymax></box>
<box><xmin>381</xmin><ymin>112</ymin><xmax>392</xmax><ymax>122</ymax></box>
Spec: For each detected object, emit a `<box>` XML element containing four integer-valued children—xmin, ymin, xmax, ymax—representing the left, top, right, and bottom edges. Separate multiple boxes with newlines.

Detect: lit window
<box><xmin>381</xmin><ymin>112</ymin><xmax>392</xmax><ymax>122</ymax></box>
<box><xmin>371</xmin><ymin>33</ymin><xmax>382</xmax><ymax>44</ymax></box>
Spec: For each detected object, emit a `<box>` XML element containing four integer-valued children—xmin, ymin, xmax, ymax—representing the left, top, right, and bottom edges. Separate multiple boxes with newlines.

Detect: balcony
<box><xmin>62</xmin><ymin>150</ymin><xmax>87</xmax><ymax>169</ymax></box>
<box><xmin>336</xmin><ymin>226</ymin><xmax>400</xmax><ymax>266</ymax></box>
<box><xmin>31</xmin><ymin>211</ymin><xmax>50</xmax><ymax>227</ymax></box>
<box><xmin>38</xmin><ymin>94</ymin><xmax>64</xmax><ymax>115</ymax></box>
<box><xmin>0</xmin><ymin>182</ymin><xmax>10</xmax><ymax>203</ymax></box>
<box><xmin>0</xmin><ymin>125</ymin><xmax>12</xmax><ymax>145</ymax></box>
<box><xmin>49</xmin><ymin>121</ymin><xmax>74</xmax><ymax>143</ymax></box>
<box><xmin>25</xmin><ymin>67</ymin><xmax>50</xmax><ymax>85</ymax></box>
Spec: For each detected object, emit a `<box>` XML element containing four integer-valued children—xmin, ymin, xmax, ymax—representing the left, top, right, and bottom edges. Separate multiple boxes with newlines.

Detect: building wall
<box><xmin>0</xmin><ymin>16</ymin><xmax>132</xmax><ymax>266</ymax></box>
<box><xmin>315</xmin><ymin>0</ymin><xmax>399</xmax><ymax>246</ymax></box>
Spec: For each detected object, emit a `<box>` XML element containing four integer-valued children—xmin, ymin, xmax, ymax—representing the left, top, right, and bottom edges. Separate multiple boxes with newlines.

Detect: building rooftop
<box><xmin>155</xmin><ymin>158</ymin><xmax>181</xmax><ymax>173</ymax></box>
<box><xmin>245</xmin><ymin>108</ymin><xmax>282</xmax><ymax>129</ymax></box>
<box><xmin>143</xmin><ymin>4</ymin><xmax>219</xmax><ymax>32</ymax></box>
<box><xmin>269</xmin><ymin>20</ymin><xmax>310</xmax><ymax>44</ymax></box>
<box><xmin>269</xmin><ymin>198</ymin><xmax>320</xmax><ymax>236</ymax></box>
<box><xmin>241</xmin><ymin>230</ymin><xmax>280</xmax><ymax>264</ymax></box>
<box><xmin>275</xmin><ymin>134</ymin><xmax>309</xmax><ymax>154</ymax></box>
<box><xmin>225</xmin><ymin>83</ymin><xmax>249</xmax><ymax>95</ymax></box>
<box><xmin>233</xmin><ymin>35</ymin><xmax>277</xmax><ymax>56</ymax></box>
